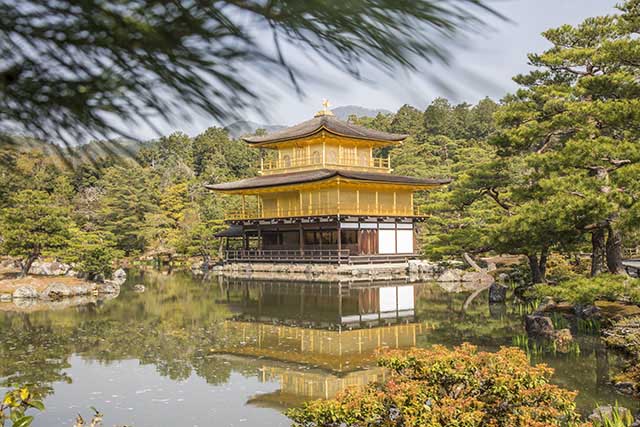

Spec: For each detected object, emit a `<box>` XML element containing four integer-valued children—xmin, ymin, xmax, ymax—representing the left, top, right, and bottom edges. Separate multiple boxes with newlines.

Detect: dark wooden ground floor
<box><xmin>219</xmin><ymin>217</ymin><xmax>419</xmax><ymax>264</ymax></box>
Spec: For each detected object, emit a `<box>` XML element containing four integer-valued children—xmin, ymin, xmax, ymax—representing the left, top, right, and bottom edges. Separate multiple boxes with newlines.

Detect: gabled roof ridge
<box><xmin>242</xmin><ymin>115</ymin><xmax>408</xmax><ymax>145</ymax></box>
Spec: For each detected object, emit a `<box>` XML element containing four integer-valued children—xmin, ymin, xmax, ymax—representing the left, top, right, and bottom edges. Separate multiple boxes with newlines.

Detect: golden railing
<box><xmin>225</xmin><ymin>204</ymin><xmax>423</xmax><ymax>220</ymax></box>
<box><xmin>260</xmin><ymin>155</ymin><xmax>390</xmax><ymax>174</ymax></box>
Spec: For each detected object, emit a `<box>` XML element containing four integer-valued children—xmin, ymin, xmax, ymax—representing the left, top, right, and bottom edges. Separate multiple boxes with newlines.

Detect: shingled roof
<box><xmin>242</xmin><ymin>115</ymin><xmax>408</xmax><ymax>145</ymax></box>
<box><xmin>206</xmin><ymin>169</ymin><xmax>451</xmax><ymax>192</ymax></box>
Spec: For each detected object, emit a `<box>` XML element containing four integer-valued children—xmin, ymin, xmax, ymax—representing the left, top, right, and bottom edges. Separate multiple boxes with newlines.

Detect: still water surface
<box><xmin>1</xmin><ymin>271</ymin><xmax>637</xmax><ymax>426</ymax></box>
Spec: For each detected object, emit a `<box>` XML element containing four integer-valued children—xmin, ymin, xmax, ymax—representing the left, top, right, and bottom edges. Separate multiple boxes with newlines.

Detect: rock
<box><xmin>614</xmin><ymin>382</ymin><xmax>636</xmax><ymax>395</ymax></box>
<box><xmin>437</xmin><ymin>269</ymin><xmax>465</xmax><ymax>282</ymax></box>
<box><xmin>488</xmin><ymin>283</ymin><xmax>507</xmax><ymax>303</ymax></box>
<box><xmin>589</xmin><ymin>405</ymin><xmax>633</xmax><ymax>424</ymax></box>
<box><xmin>69</xmin><ymin>284</ymin><xmax>96</xmax><ymax>295</ymax></box>
<box><xmin>536</xmin><ymin>297</ymin><xmax>556</xmax><ymax>312</ymax></box>
<box><xmin>12</xmin><ymin>285</ymin><xmax>38</xmax><ymax>299</ymax></box>
<box><xmin>580</xmin><ymin>305</ymin><xmax>601</xmax><ymax>319</ymax></box>
<box><xmin>497</xmin><ymin>272</ymin><xmax>510</xmax><ymax>283</ymax></box>
<box><xmin>65</xmin><ymin>269</ymin><xmax>79</xmax><ymax>277</ymax></box>
<box><xmin>0</xmin><ymin>293</ymin><xmax>13</xmax><ymax>301</ymax></box>
<box><xmin>29</xmin><ymin>260</ymin><xmax>72</xmax><ymax>276</ymax></box>
<box><xmin>525</xmin><ymin>315</ymin><xmax>555</xmax><ymax>337</ymax></box>
<box><xmin>133</xmin><ymin>284</ymin><xmax>145</xmax><ymax>292</ymax></box>
<box><xmin>97</xmin><ymin>282</ymin><xmax>120</xmax><ymax>294</ymax></box>
<box><xmin>109</xmin><ymin>268</ymin><xmax>127</xmax><ymax>286</ymax></box>
<box><xmin>40</xmin><ymin>283</ymin><xmax>72</xmax><ymax>300</ymax></box>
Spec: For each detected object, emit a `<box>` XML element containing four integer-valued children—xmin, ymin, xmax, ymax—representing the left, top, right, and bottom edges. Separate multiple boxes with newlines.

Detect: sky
<box><xmin>136</xmin><ymin>0</ymin><xmax>619</xmax><ymax>139</ymax></box>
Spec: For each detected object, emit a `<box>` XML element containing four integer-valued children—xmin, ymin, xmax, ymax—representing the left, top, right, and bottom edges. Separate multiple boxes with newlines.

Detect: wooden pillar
<box><xmin>375</xmin><ymin>191</ymin><xmax>379</xmax><ymax>215</ymax></box>
<box><xmin>299</xmin><ymin>222</ymin><xmax>304</xmax><ymax>255</ymax></box>
<box><xmin>322</xmin><ymin>132</ymin><xmax>326</xmax><ymax>167</ymax></box>
<box><xmin>337</xmin><ymin>179</ymin><xmax>341</xmax><ymax>215</ymax></box>
<box><xmin>242</xmin><ymin>195</ymin><xmax>246</xmax><ymax>218</ymax></box>
<box><xmin>393</xmin><ymin>191</ymin><xmax>397</xmax><ymax>215</ymax></box>
<box><xmin>337</xmin><ymin>221</ymin><xmax>342</xmax><ymax>263</ymax></box>
<box><xmin>299</xmin><ymin>191</ymin><xmax>303</xmax><ymax>216</ymax></box>
<box><xmin>257</xmin><ymin>223</ymin><xmax>262</xmax><ymax>251</ymax></box>
<box><xmin>410</xmin><ymin>193</ymin><xmax>414</xmax><ymax>215</ymax></box>
<box><xmin>356</xmin><ymin>190</ymin><xmax>360</xmax><ymax>214</ymax></box>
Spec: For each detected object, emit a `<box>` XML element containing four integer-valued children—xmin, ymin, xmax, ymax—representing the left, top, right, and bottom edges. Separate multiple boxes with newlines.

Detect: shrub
<box><xmin>287</xmin><ymin>344</ymin><xmax>585</xmax><ymax>427</ymax></box>
<box><xmin>545</xmin><ymin>253</ymin><xmax>587</xmax><ymax>283</ymax></box>
<box><xmin>534</xmin><ymin>275</ymin><xmax>640</xmax><ymax>306</ymax></box>
<box><xmin>61</xmin><ymin>230</ymin><xmax>123</xmax><ymax>279</ymax></box>
<box><xmin>0</xmin><ymin>386</ymin><xmax>44</xmax><ymax>427</ymax></box>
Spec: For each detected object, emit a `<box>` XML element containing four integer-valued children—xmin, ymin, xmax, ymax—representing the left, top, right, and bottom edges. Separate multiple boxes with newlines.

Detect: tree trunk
<box><xmin>606</xmin><ymin>225</ymin><xmax>626</xmax><ymax>275</ymax></box>
<box><xmin>201</xmin><ymin>254</ymin><xmax>211</xmax><ymax>271</ymax></box>
<box><xmin>591</xmin><ymin>228</ymin><xmax>607</xmax><ymax>277</ymax></box>
<box><xmin>19</xmin><ymin>253</ymin><xmax>38</xmax><ymax>277</ymax></box>
<box><xmin>528</xmin><ymin>254</ymin><xmax>543</xmax><ymax>284</ymax></box>
<box><xmin>539</xmin><ymin>247</ymin><xmax>549</xmax><ymax>281</ymax></box>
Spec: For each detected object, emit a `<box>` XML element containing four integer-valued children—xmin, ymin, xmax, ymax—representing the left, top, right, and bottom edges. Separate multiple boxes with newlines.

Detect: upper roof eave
<box><xmin>205</xmin><ymin>169</ymin><xmax>452</xmax><ymax>192</ymax></box>
<box><xmin>242</xmin><ymin>115</ymin><xmax>408</xmax><ymax>145</ymax></box>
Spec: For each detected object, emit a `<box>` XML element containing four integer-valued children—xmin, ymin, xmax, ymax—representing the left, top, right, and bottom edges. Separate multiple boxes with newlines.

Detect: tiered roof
<box><xmin>243</xmin><ymin>114</ymin><xmax>407</xmax><ymax>145</ymax></box>
<box><xmin>206</xmin><ymin>169</ymin><xmax>450</xmax><ymax>192</ymax></box>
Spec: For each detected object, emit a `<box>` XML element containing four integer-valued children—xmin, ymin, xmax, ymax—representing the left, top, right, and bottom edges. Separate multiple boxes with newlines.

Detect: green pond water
<box><xmin>0</xmin><ymin>271</ymin><xmax>638</xmax><ymax>426</ymax></box>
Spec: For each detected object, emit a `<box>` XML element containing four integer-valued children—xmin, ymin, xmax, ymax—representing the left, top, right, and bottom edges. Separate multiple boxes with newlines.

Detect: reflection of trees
<box><xmin>0</xmin><ymin>321</ymin><xmax>73</xmax><ymax>398</ymax></box>
<box><xmin>0</xmin><ymin>271</ymin><xmax>239</xmax><ymax>395</ymax></box>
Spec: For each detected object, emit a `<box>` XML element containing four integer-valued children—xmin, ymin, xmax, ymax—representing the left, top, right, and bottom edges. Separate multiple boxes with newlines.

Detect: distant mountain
<box><xmin>225</xmin><ymin>121</ymin><xmax>287</xmax><ymax>139</ymax></box>
<box><xmin>331</xmin><ymin>105</ymin><xmax>392</xmax><ymax>121</ymax></box>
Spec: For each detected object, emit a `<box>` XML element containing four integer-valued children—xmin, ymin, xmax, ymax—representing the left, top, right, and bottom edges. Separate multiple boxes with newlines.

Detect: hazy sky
<box><xmin>140</xmin><ymin>0</ymin><xmax>619</xmax><ymax>139</ymax></box>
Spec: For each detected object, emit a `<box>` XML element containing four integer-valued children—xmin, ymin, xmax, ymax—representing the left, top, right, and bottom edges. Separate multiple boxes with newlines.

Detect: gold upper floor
<box><xmin>225</xmin><ymin>181</ymin><xmax>424</xmax><ymax>220</ymax></box>
<box><xmin>259</xmin><ymin>132</ymin><xmax>392</xmax><ymax>175</ymax></box>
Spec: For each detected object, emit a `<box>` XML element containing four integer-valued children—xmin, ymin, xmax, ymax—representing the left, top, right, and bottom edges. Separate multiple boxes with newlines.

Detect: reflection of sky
<box><xmin>121</xmin><ymin>0</ymin><xmax>617</xmax><ymax>140</ymax></box>
<box><xmin>38</xmin><ymin>357</ymin><xmax>288</xmax><ymax>427</ymax></box>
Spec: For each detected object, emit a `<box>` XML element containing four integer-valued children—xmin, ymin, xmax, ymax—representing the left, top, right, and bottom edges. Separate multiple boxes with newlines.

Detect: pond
<box><xmin>0</xmin><ymin>271</ymin><xmax>637</xmax><ymax>426</ymax></box>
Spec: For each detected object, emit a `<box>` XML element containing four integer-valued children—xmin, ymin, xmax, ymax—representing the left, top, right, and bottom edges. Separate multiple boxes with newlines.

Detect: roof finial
<box><xmin>315</xmin><ymin>99</ymin><xmax>334</xmax><ymax>117</ymax></box>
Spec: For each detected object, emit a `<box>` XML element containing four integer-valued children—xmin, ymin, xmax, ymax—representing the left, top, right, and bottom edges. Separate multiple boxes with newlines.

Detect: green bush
<box><xmin>534</xmin><ymin>275</ymin><xmax>640</xmax><ymax>306</ymax></box>
<box><xmin>61</xmin><ymin>230</ymin><xmax>123</xmax><ymax>279</ymax></box>
<box><xmin>0</xmin><ymin>386</ymin><xmax>44</xmax><ymax>427</ymax></box>
<box><xmin>287</xmin><ymin>343</ymin><xmax>585</xmax><ymax>427</ymax></box>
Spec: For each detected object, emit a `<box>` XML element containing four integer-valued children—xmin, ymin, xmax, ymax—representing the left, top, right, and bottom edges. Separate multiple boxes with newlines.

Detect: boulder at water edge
<box><xmin>488</xmin><ymin>283</ymin><xmax>507</xmax><ymax>303</ymax></box>
<box><xmin>524</xmin><ymin>315</ymin><xmax>555</xmax><ymax>337</ymax></box>
<box><xmin>12</xmin><ymin>286</ymin><xmax>38</xmax><ymax>299</ymax></box>
<box><xmin>40</xmin><ymin>283</ymin><xmax>72</xmax><ymax>299</ymax></box>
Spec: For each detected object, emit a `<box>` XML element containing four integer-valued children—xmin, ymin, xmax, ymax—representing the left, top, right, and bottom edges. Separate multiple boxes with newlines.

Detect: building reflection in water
<box><xmin>214</xmin><ymin>280</ymin><xmax>430</xmax><ymax>409</ymax></box>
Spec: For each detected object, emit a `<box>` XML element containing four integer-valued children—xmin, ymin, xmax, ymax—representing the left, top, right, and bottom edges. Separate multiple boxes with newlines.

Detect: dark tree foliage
<box><xmin>0</xmin><ymin>0</ymin><xmax>495</xmax><ymax>150</ymax></box>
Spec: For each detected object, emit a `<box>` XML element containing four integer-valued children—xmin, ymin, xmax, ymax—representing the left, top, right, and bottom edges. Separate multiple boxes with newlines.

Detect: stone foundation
<box><xmin>199</xmin><ymin>260</ymin><xmax>493</xmax><ymax>284</ymax></box>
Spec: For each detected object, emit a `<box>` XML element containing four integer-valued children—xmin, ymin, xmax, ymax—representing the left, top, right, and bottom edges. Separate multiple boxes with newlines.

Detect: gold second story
<box><xmin>207</xmin><ymin>170</ymin><xmax>448</xmax><ymax>220</ymax></box>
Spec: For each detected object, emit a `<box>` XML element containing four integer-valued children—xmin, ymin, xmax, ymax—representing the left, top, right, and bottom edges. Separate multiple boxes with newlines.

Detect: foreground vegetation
<box><xmin>287</xmin><ymin>344</ymin><xmax>629</xmax><ymax>427</ymax></box>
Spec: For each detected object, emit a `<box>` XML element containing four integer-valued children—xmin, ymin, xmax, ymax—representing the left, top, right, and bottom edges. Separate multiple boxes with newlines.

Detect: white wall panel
<box><xmin>378</xmin><ymin>229</ymin><xmax>396</xmax><ymax>254</ymax></box>
<box><xmin>396</xmin><ymin>229</ymin><xmax>414</xmax><ymax>254</ymax></box>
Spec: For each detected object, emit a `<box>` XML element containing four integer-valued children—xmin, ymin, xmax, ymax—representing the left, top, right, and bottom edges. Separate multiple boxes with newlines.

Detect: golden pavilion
<box><xmin>206</xmin><ymin>102</ymin><xmax>450</xmax><ymax>263</ymax></box>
